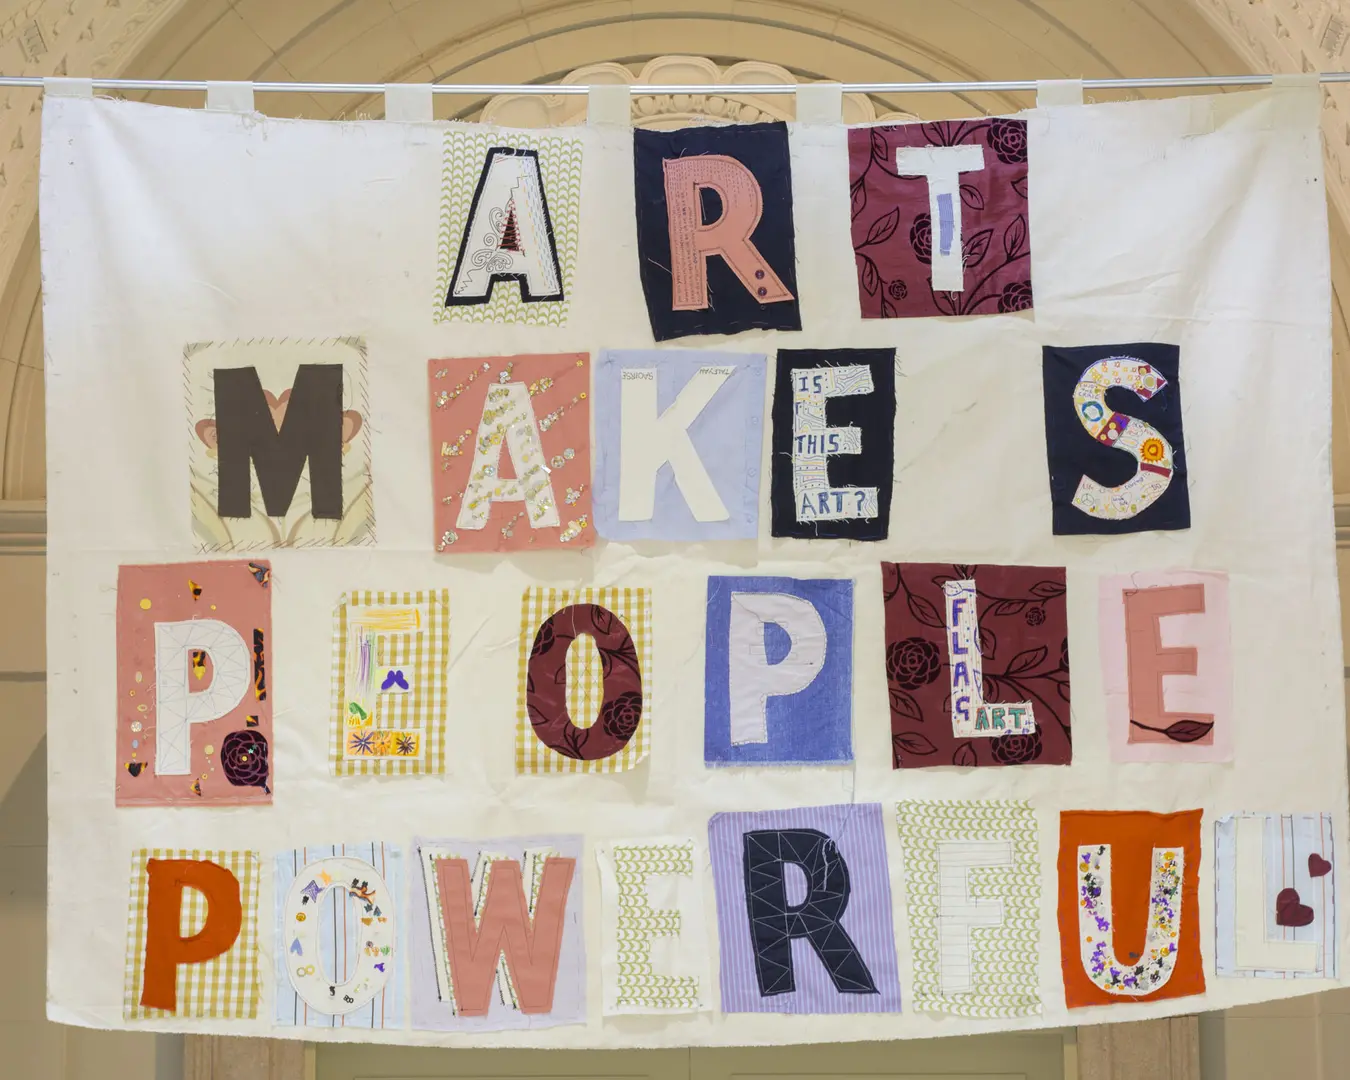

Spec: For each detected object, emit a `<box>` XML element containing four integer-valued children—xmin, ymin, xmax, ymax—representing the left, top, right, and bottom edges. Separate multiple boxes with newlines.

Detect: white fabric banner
<box><xmin>39</xmin><ymin>89</ymin><xmax>1347</xmax><ymax>1046</ymax></box>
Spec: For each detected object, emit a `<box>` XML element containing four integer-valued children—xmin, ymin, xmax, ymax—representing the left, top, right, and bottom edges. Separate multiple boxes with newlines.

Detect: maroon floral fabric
<box><xmin>881</xmin><ymin>562</ymin><xmax>1071</xmax><ymax>768</ymax></box>
<box><xmin>849</xmin><ymin>119</ymin><xmax>1031</xmax><ymax>319</ymax></box>
<box><xmin>526</xmin><ymin>603</ymin><xmax>643</xmax><ymax>760</ymax></box>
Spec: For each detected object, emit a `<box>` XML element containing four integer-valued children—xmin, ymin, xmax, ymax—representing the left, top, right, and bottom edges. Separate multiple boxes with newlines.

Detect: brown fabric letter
<box><xmin>140</xmin><ymin>858</ymin><xmax>243</xmax><ymax>1011</ymax></box>
<box><xmin>663</xmin><ymin>155</ymin><xmax>793</xmax><ymax>311</ymax></box>
<box><xmin>214</xmin><ymin>363</ymin><xmax>344</xmax><ymax>520</ymax></box>
<box><xmin>435</xmin><ymin>855</ymin><xmax>575</xmax><ymax>1016</ymax></box>
<box><xmin>1123</xmin><ymin>584</ymin><xmax>1213</xmax><ymax>743</ymax></box>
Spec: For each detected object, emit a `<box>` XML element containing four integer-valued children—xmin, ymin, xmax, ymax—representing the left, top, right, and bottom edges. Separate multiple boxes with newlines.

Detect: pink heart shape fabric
<box><xmin>1309</xmin><ymin>853</ymin><xmax>1333</xmax><ymax>878</ymax></box>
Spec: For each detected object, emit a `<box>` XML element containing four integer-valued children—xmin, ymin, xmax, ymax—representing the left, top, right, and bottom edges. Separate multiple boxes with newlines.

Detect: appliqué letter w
<box><xmin>435</xmin><ymin>855</ymin><xmax>574</xmax><ymax>1016</ymax></box>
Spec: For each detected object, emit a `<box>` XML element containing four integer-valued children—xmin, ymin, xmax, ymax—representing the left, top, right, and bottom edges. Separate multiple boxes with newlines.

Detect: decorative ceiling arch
<box><xmin>477</xmin><ymin>56</ymin><xmax>919</xmax><ymax>129</ymax></box>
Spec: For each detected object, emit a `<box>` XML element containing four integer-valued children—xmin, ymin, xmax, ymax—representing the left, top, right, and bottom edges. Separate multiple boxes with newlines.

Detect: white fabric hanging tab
<box><xmin>43</xmin><ymin>77</ymin><xmax>93</xmax><ymax>99</ymax></box>
<box><xmin>205</xmin><ymin>81</ymin><xmax>255</xmax><ymax>113</ymax></box>
<box><xmin>587</xmin><ymin>83</ymin><xmax>631</xmax><ymax>127</ymax></box>
<box><xmin>1036</xmin><ymin>79</ymin><xmax>1084</xmax><ymax>107</ymax></box>
<box><xmin>796</xmin><ymin>82</ymin><xmax>844</xmax><ymax>123</ymax></box>
<box><xmin>384</xmin><ymin>83</ymin><xmax>433</xmax><ymax>122</ymax></box>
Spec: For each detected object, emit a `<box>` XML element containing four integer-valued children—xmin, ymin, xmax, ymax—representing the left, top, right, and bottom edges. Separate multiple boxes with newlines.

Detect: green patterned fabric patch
<box><xmin>896</xmin><ymin>800</ymin><xmax>1041</xmax><ymax>1017</ymax></box>
<box><xmin>597</xmin><ymin>839</ymin><xmax>708</xmax><ymax>1014</ymax></box>
<box><xmin>434</xmin><ymin>128</ymin><xmax>583</xmax><ymax>326</ymax></box>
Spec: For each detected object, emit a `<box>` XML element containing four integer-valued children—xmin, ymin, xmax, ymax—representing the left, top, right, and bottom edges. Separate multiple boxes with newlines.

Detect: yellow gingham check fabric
<box><xmin>331</xmin><ymin>589</ymin><xmax>450</xmax><ymax>776</ymax></box>
<box><xmin>123</xmin><ymin>849</ymin><xmax>259</xmax><ymax>1019</ymax></box>
<box><xmin>516</xmin><ymin>586</ymin><xmax>652</xmax><ymax>774</ymax></box>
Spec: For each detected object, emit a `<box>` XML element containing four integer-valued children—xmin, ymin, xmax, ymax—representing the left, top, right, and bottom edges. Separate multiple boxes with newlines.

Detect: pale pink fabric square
<box><xmin>1099</xmin><ymin>569</ymin><xmax>1232</xmax><ymax>762</ymax></box>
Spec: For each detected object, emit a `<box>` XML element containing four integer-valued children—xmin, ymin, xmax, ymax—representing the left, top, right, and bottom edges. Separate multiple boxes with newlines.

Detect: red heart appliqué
<box><xmin>1309</xmin><ymin>853</ymin><xmax>1333</xmax><ymax>878</ymax></box>
<box><xmin>1275</xmin><ymin>887</ymin><xmax>1315</xmax><ymax>928</ymax></box>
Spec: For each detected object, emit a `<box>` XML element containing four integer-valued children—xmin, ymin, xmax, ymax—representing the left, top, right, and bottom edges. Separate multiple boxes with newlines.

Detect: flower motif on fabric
<box><xmin>990</xmin><ymin>727</ymin><xmax>1043</xmax><ymax>765</ymax></box>
<box><xmin>849</xmin><ymin>119</ymin><xmax>1032</xmax><ymax>319</ymax></box>
<box><xmin>998</xmin><ymin>280</ymin><xmax>1033</xmax><ymax>313</ymax></box>
<box><xmin>600</xmin><ymin>690</ymin><xmax>643</xmax><ymax>741</ymax></box>
<box><xmin>986</xmin><ymin>118</ymin><xmax>1028</xmax><ymax>164</ymax></box>
<box><xmin>887</xmin><ymin>637</ymin><xmax>942</xmax><ymax>690</ymax></box>
<box><xmin>1077</xmin><ymin>844</ymin><xmax>1183</xmax><ymax>996</ymax></box>
<box><xmin>220</xmin><ymin>729</ymin><xmax>270</xmax><ymax>793</ymax></box>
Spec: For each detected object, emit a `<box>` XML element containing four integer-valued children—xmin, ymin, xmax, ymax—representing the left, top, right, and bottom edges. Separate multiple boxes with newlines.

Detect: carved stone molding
<box><xmin>479</xmin><ymin>56</ymin><xmax>919</xmax><ymax>130</ymax></box>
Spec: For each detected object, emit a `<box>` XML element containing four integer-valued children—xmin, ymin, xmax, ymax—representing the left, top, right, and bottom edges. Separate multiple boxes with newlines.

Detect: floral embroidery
<box><xmin>1078</xmin><ymin>844</ymin><xmax>1182</xmax><ymax>995</ymax></box>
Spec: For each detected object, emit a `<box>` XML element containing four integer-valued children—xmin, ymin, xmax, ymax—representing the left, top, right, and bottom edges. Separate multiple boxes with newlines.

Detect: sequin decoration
<box><xmin>427</xmin><ymin>355</ymin><xmax>594</xmax><ymax>552</ymax></box>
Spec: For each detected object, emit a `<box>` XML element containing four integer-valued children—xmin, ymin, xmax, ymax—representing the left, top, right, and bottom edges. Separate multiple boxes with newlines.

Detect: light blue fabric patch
<box><xmin>274</xmin><ymin>842</ymin><xmax>403</xmax><ymax>1028</ymax></box>
<box><xmin>593</xmin><ymin>349</ymin><xmax>766</xmax><ymax>541</ymax></box>
<box><xmin>705</xmin><ymin>575</ymin><xmax>854</xmax><ymax>765</ymax></box>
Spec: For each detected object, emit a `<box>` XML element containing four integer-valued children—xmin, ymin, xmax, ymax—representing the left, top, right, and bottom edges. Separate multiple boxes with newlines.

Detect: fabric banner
<box><xmin>41</xmin><ymin>85</ymin><xmax>1347</xmax><ymax>1048</ymax></box>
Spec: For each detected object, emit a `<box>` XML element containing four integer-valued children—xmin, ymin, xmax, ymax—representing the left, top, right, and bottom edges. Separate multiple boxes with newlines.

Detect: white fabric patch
<box><xmin>1036</xmin><ymin>80</ymin><xmax>1084</xmax><ymax>107</ymax></box>
<box><xmin>384</xmin><ymin>84</ymin><xmax>433</xmax><ymax>122</ymax></box>
<box><xmin>618</xmin><ymin>365</ymin><xmax>732</xmax><ymax>522</ymax></box>
<box><xmin>1233</xmin><ymin>815</ymin><xmax>1320</xmax><ymax>974</ymax></box>
<box><xmin>727</xmin><ymin>592</ymin><xmax>827</xmax><ymax>746</ymax></box>
<box><xmin>894</xmin><ymin>144</ymin><xmax>985</xmax><ymax>291</ymax></box>
<box><xmin>595</xmin><ymin>838</ymin><xmax>710</xmax><ymax>1015</ymax></box>
<box><xmin>790</xmin><ymin>364</ymin><xmax>877</xmax><ymax>522</ymax></box>
<box><xmin>1071</xmin><ymin>356</ymin><xmax>1174</xmax><ymax>520</ymax></box>
<box><xmin>283</xmin><ymin>855</ymin><xmax>396</xmax><ymax>1014</ymax></box>
<box><xmin>942</xmin><ymin>580</ymin><xmax>1035</xmax><ymax>738</ymax></box>
<box><xmin>447</xmin><ymin>149</ymin><xmax>562</xmax><ymax>303</ymax></box>
<box><xmin>458</xmin><ymin>383</ymin><xmax>560</xmax><ymax>531</ymax></box>
<box><xmin>153</xmin><ymin>619</ymin><xmax>250</xmax><ymax>776</ymax></box>
<box><xmin>1077</xmin><ymin>844</ymin><xmax>1183</xmax><ymax>996</ymax></box>
<box><xmin>936</xmin><ymin>840</ymin><xmax>1013</xmax><ymax>996</ymax></box>
<box><xmin>205</xmin><ymin>82</ymin><xmax>255</xmax><ymax>113</ymax></box>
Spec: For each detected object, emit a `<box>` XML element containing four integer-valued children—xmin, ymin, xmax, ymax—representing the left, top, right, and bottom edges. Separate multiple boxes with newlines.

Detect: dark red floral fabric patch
<box><xmin>882</xmin><ymin>562</ymin><xmax>1071</xmax><ymax>768</ymax></box>
<box><xmin>849</xmin><ymin>119</ymin><xmax>1031</xmax><ymax>319</ymax></box>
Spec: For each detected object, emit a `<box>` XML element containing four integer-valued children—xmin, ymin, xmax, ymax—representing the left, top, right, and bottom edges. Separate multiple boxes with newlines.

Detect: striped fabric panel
<box><xmin>708</xmin><ymin>804</ymin><xmax>903</xmax><ymax>1014</ymax></box>
<box><xmin>515</xmin><ymin>586</ymin><xmax>652</xmax><ymax>774</ymax></box>
<box><xmin>331</xmin><ymin>589</ymin><xmax>450</xmax><ymax>776</ymax></box>
<box><xmin>273</xmin><ymin>842</ymin><xmax>403</xmax><ymax>1029</ymax></box>
<box><xmin>123</xmin><ymin>849</ymin><xmax>259</xmax><ymax>1020</ymax></box>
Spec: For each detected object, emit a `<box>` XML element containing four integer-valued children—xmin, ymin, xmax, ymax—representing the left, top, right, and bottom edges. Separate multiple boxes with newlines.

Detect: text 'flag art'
<box><xmin>42</xmin><ymin>77</ymin><xmax>1348</xmax><ymax>1049</ymax></box>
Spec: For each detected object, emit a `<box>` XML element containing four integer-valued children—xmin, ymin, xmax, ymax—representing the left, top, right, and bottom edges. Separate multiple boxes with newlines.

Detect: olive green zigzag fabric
<box><xmin>612</xmin><ymin>842</ymin><xmax>702</xmax><ymax>1011</ymax></box>
<box><xmin>896</xmin><ymin>800</ymin><xmax>1041</xmax><ymax>1018</ymax></box>
<box><xmin>434</xmin><ymin>129</ymin><xmax>584</xmax><ymax>326</ymax></box>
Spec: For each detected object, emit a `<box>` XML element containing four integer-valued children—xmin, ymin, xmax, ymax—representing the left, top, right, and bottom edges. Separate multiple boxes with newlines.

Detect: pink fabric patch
<box><xmin>115</xmin><ymin>560</ymin><xmax>273</xmax><ymax>805</ymax></box>
<box><xmin>848</xmin><ymin>119</ymin><xmax>1031</xmax><ymax>319</ymax></box>
<box><xmin>428</xmin><ymin>354</ymin><xmax>594</xmax><ymax>553</ymax></box>
<box><xmin>1099</xmin><ymin>570</ymin><xmax>1232</xmax><ymax>762</ymax></box>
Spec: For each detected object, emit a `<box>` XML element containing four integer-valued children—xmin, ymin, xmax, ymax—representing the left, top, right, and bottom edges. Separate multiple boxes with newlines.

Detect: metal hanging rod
<box><xmin>5</xmin><ymin>72</ymin><xmax>1350</xmax><ymax>95</ymax></box>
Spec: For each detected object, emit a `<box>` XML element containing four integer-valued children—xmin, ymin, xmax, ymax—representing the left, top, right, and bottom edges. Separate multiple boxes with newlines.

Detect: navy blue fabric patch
<box><xmin>1042</xmin><ymin>342</ymin><xmax>1189</xmax><ymax>535</ymax></box>
<box><xmin>769</xmin><ymin>349</ymin><xmax>896</xmax><ymax>541</ymax></box>
<box><xmin>634</xmin><ymin>122</ymin><xmax>801</xmax><ymax>341</ymax></box>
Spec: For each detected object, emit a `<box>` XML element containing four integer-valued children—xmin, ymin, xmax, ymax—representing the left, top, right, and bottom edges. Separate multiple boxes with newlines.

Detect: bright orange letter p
<box><xmin>140</xmin><ymin>858</ymin><xmax>242</xmax><ymax>1011</ymax></box>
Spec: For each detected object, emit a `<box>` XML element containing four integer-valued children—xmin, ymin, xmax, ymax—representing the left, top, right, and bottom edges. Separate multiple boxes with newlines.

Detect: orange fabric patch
<box><xmin>140</xmin><ymin>858</ymin><xmax>243</xmax><ymax>1011</ymax></box>
<box><xmin>1057</xmin><ymin>810</ymin><xmax>1205</xmax><ymax>1008</ymax></box>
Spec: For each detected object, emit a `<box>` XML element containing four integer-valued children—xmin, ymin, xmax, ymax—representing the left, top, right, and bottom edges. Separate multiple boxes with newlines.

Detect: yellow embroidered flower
<box><xmin>1140</xmin><ymin>437</ymin><xmax>1166</xmax><ymax>463</ymax></box>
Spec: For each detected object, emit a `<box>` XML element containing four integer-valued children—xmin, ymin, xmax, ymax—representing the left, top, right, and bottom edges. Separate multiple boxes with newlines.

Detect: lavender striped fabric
<box><xmin>708</xmin><ymin>803</ymin><xmax>902</xmax><ymax>1013</ymax></box>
